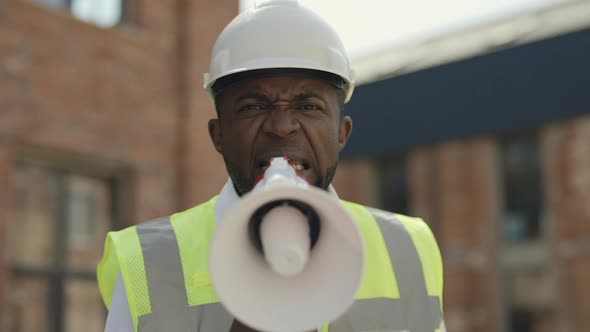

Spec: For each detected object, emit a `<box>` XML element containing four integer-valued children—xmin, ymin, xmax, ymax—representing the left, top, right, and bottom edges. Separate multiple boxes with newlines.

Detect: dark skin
<box><xmin>207</xmin><ymin>75</ymin><xmax>353</xmax><ymax>332</ymax></box>
<box><xmin>208</xmin><ymin>75</ymin><xmax>352</xmax><ymax>196</ymax></box>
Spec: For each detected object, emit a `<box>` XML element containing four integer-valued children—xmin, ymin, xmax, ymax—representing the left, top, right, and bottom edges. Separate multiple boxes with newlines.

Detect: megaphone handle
<box><xmin>248</xmin><ymin>199</ymin><xmax>321</xmax><ymax>253</ymax></box>
<box><xmin>230</xmin><ymin>319</ymin><xmax>318</xmax><ymax>332</ymax></box>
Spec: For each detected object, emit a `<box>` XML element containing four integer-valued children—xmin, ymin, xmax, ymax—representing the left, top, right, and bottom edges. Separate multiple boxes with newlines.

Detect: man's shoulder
<box><xmin>340</xmin><ymin>200</ymin><xmax>423</xmax><ymax>223</ymax></box>
<box><xmin>340</xmin><ymin>200</ymin><xmax>435</xmax><ymax>240</ymax></box>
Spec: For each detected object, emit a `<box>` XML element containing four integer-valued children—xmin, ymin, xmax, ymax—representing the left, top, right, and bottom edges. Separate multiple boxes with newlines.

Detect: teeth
<box><xmin>294</xmin><ymin>163</ymin><xmax>304</xmax><ymax>171</ymax></box>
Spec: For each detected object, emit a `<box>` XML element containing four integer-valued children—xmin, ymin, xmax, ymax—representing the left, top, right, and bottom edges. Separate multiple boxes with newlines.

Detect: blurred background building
<box><xmin>0</xmin><ymin>0</ymin><xmax>589</xmax><ymax>331</ymax></box>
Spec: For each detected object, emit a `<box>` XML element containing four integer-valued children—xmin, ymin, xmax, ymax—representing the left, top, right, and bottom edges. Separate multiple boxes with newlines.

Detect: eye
<box><xmin>297</xmin><ymin>104</ymin><xmax>321</xmax><ymax>111</ymax></box>
<box><xmin>239</xmin><ymin>104</ymin><xmax>267</xmax><ymax>112</ymax></box>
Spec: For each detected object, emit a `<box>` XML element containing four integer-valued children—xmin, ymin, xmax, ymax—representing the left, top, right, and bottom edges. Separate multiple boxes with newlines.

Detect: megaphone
<box><xmin>209</xmin><ymin>157</ymin><xmax>365</xmax><ymax>332</ymax></box>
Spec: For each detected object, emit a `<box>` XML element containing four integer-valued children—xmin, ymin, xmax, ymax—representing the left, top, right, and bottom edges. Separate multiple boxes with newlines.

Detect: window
<box><xmin>502</xmin><ymin>134</ymin><xmax>544</xmax><ymax>242</ymax></box>
<box><xmin>378</xmin><ymin>155</ymin><xmax>409</xmax><ymax>215</ymax></box>
<box><xmin>499</xmin><ymin>132</ymin><xmax>558</xmax><ymax>332</ymax></box>
<box><xmin>6</xmin><ymin>161</ymin><xmax>120</xmax><ymax>332</ymax></box>
<box><xmin>31</xmin><ymin>0</ymin><xmax>125</xmax><ymax>28</ymax></box>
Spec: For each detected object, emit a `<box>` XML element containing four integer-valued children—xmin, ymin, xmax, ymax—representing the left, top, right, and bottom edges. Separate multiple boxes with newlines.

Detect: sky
<box><xmin>240</xmin><ymin>0</ymin><xmax>569</xmax><ymax>61</ymax></box>
<box><xmin>64</xmin><ymin>0</ymin><xmax>571</xmax><ymax>61</ymax></box>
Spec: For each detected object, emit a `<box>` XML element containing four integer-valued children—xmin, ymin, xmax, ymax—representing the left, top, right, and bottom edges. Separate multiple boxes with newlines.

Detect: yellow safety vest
<box><xmin>97</xmin><ymin>197</ymin><xmax>444</xmax><ymax>332</ymax></box>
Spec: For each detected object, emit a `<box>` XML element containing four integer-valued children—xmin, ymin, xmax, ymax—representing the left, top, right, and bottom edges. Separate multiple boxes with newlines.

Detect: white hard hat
<box><xmin>204</xmin><ymin>0</ymin><xmax>355</xmax><ymax>103</ymax></box>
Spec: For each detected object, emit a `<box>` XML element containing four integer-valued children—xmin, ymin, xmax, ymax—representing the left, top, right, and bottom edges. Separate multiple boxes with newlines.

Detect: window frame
<box><xmin>8</xmin><ymin>146</ymin><xmax>133</xmax><ymax>332</ymax></box>
<box><xmin>497</xmin><ymin>129</ymin><xmax>556</xmax><ymax>332</ymax></box>
<box><xmin>377</xmin><ymin>154</ymin><xmax>410</xmax><ymax>215</ymax></box>
<box><xmin>30</xmin><ymin>0</ymin><xmax>133</xmax><ymax>28</ymax></box>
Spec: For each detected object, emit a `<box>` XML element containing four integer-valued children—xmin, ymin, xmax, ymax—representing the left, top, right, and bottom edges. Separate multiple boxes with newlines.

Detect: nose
<box><xmin>262</xmin><ymin>107</ymin><xmax>300</xmax><ymax>138</ymax></box>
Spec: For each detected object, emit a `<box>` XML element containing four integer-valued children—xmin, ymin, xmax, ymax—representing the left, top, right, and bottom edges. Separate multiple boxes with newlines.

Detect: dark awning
<box><xmin>342</xmin><ymin>27</ymin><xmax>590</xmax><ymax>158</ymax></box>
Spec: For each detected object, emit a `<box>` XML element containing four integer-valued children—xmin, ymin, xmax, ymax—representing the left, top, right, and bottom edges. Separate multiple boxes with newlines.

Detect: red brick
<box><xmin>408</xmin><ymin>138</ymin><xmax>501</xmax><ymax>332</ymax></box>
<box><xmin>0</xmin><ymin>0</ymin><xmax>238</xmax><ymax>317</ymax></box>
<box><xmin>543</xmin><ymin>115</ymin><xmax>590</xmax><ymax>332</ymax></box>
<box><xmin>332</xmin><ymin>159</ymin><xmax>379</xmax><ymax>206</ymax></box>
<box><xmin>0</xmin><ymin>144</ymin><xmax>14</xmax><ymax>327</ymax></box>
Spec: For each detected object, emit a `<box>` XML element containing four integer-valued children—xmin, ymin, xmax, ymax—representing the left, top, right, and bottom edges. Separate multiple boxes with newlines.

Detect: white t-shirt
<box><xmin>104</xmin><ymin>179</ymin><xmax>337</xmax><ymax>331</ymax></box>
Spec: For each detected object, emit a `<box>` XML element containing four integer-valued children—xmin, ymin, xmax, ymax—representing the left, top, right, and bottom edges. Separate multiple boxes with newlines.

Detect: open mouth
<box><xmin>287</xmin><ymin>159</ymin><xmax>310</xmax><ymax>172</ymax></box>
<box><xmin>252</xmin><ymin>156</ymin><xmax>316</xmax><ymax>188</ymax></box>
<box><xmin>256</xmin><ymin>158</ymin><xmax>310</xmax><ymax>172</ymax></box>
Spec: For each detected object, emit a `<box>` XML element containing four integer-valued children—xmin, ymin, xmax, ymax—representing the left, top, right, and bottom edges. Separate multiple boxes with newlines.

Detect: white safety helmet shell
<box><xmin>204</xmin><ymin>0</ymin><xmax>355</xmax><ymax>102</ymax></box>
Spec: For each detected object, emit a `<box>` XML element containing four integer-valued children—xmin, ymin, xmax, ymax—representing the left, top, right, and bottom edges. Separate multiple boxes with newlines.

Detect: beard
<box><xmin>224</xmin><ymin>158</ymin><xmax>255</xmax><ymax>197</ymax></box>
<box><xmin>318</xmin><ymin>163</ymin><xmax>338</xmax><ymax>190</ymax></box>
<box><xmin>224</xmin><ymin>157</ymin><xmax>339</xmax><ymax>196</ymax></box>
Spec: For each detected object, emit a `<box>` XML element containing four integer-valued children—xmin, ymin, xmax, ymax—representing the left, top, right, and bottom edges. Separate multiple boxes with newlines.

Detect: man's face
<box><xmin>208</xmin><ymin>75</ymin><xmax>353</xmax><ymax>195</ymax></box>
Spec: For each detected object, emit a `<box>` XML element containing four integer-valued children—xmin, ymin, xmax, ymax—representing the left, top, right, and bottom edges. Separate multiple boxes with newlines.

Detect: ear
<box><xmin>338</xmin><ymin>116</ymin><xmax>353</xmax><ymax>151</ymax></box>
<box><xmin>208</xmin><ymin>118</ymin><xmax>223</xmax><ymax>154</ymax></box>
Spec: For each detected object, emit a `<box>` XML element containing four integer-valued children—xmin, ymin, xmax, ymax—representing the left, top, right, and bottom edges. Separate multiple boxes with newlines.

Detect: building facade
<box><xmin>0</xmin><ymin>1</ymin><xmax>235</xmax><ymax>331</ymax></box>
<box><xmin>334</xmin><ymin>23</ymin><xmax>590</xmax><ymax>332</ymax></box>
<box><xmin>0</xmin><ymin>1</ymin><xmax>588</xmax><ymax>332</ymax></box>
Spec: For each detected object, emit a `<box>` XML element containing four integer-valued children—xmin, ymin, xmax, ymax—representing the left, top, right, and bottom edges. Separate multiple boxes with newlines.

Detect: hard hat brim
<box><xmin>210</xmin><ymin>68</ymin><xmax>348</xmax><ymax>100</ymax></box>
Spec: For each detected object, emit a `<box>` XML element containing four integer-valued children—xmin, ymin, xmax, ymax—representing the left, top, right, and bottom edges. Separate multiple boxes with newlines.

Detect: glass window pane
<box><xmin>65</xmin><ymin>174</ymin><xmax>113</xmax><ymax>271</ymax></box>
<box><xmin>10</xmin><ymin>163</ymin><xmax>58</xmax><ymax>268</ymax></box>
<box><xmin>501</xmin><ymin>135</ymin><xmax>544</xmax><ymax>242</ymax></box>
<box><xmin>5</xmin><ymin>277</ymin><xmax>49</xmax><ymax>332</ymax></box>
<box><xmin>379</xmin><ymin>156</ymin><xmax>408</xmax><ymax>214</ymax></box>
<box><xmin>71</xmin><ymin>0</ymin><xmax>123</xmax><ymax>28</ymax></box>
<box><xmin>9</xmin><ymin>161</ymin><xmax>118</xmax><ymax>331</ymax></box>
<box><xmin>64</xmin><ymin>279</ymin><xmax>105</xmax><ymax>332</ymax></box>
<box><xmin>499</xmin><ymin>132</ymin><xmax>558</xmax><ymax>332</ymax></box>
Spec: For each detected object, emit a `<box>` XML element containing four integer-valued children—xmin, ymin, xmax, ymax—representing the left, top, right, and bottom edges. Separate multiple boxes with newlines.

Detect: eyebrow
<box><xmin>233</xmin><ymin>90</ymin><xmax>326</xmax><ymax>104</ymax></box>
<box><xmin>293</xmin><ymin>91</ymin><xmax>325</xmax><ymax>102</ymax></box>
<box><xmin>236</xmin><ymin>92</ymin><xmax>271</xmax><ymax>103</ymax></box>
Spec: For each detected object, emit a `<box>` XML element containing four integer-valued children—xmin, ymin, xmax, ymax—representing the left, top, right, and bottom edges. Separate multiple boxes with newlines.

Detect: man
<box><xmin>98</xmin><ymin>1</ymin><xmax>445</xmax><ymax>331</ymax></box>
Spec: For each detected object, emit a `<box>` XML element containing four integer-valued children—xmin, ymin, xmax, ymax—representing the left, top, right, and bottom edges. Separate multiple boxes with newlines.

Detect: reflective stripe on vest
<box><xmin>135</xmin><ymin>217</ymin><xmax>233</xmax><ymax>331</ymax></box>
<box><xmin>115</xmin><ymin>202</ymin><xmax>442</xmax><ymax>332</ymax></box>
<box><xmin>327</xmin><ymin>208</ymin><xmax>442</xmax><ymax>332</ymax></box>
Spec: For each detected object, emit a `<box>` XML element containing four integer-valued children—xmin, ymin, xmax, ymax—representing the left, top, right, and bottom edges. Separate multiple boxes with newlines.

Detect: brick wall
<box><xmin>336</xmin><ymin>139</ymin><xmax>506</xmax><ymax>332</ymax></box>
<box><xmin>0</xmin><ymin>1</ymin><xmax>180</xmax><ymax>221</ymax></box>
<box><xmin>178</xmin><ymin>0</ymin><xmax>237</xmax><ymax>208</ymax></box>
<box><xmin>402</xmin><ymin>121</ymin><xmax>590</xmax><ymax>332</ymax></box>
<box><xmin>0</xmin><ymin>145</ymin><xmax>13</xmax><ymax>323</ymax></box>
<box><xmin>408</xmin><ymin>138</ymin><xmax>502</xmax><ymax>332</ymax></box>
<box><xmin>0</xmin><ymin>0</ymin><xmax>237</xmax><ymax>216</ymax></box>
<box><xmin>332</xmin><ymin>159</ymin><xmax>379</xmax><ymax>207</ymax></box>
<box><xmin>543</xmin><ymin>114</ymin><xmax>590</xmax><ymax>332</ymax></box>
<box><xmin>0</xmin><ymin>0</ymin><xmax>237</xmax><ymax>320</ymax></box>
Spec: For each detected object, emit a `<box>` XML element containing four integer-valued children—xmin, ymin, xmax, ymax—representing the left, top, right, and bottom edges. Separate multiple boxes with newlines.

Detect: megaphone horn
<box><xmin>209</xmin><ymin>157</ymin><xmax>365</xmax><ymax>332</ymax></box>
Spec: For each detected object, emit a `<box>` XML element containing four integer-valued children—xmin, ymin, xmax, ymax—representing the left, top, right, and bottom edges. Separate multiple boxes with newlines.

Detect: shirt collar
<box><xmin>214</xmin><ymin>178</ymin><xmax>340</xmax><ymax>224</ymax></box>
